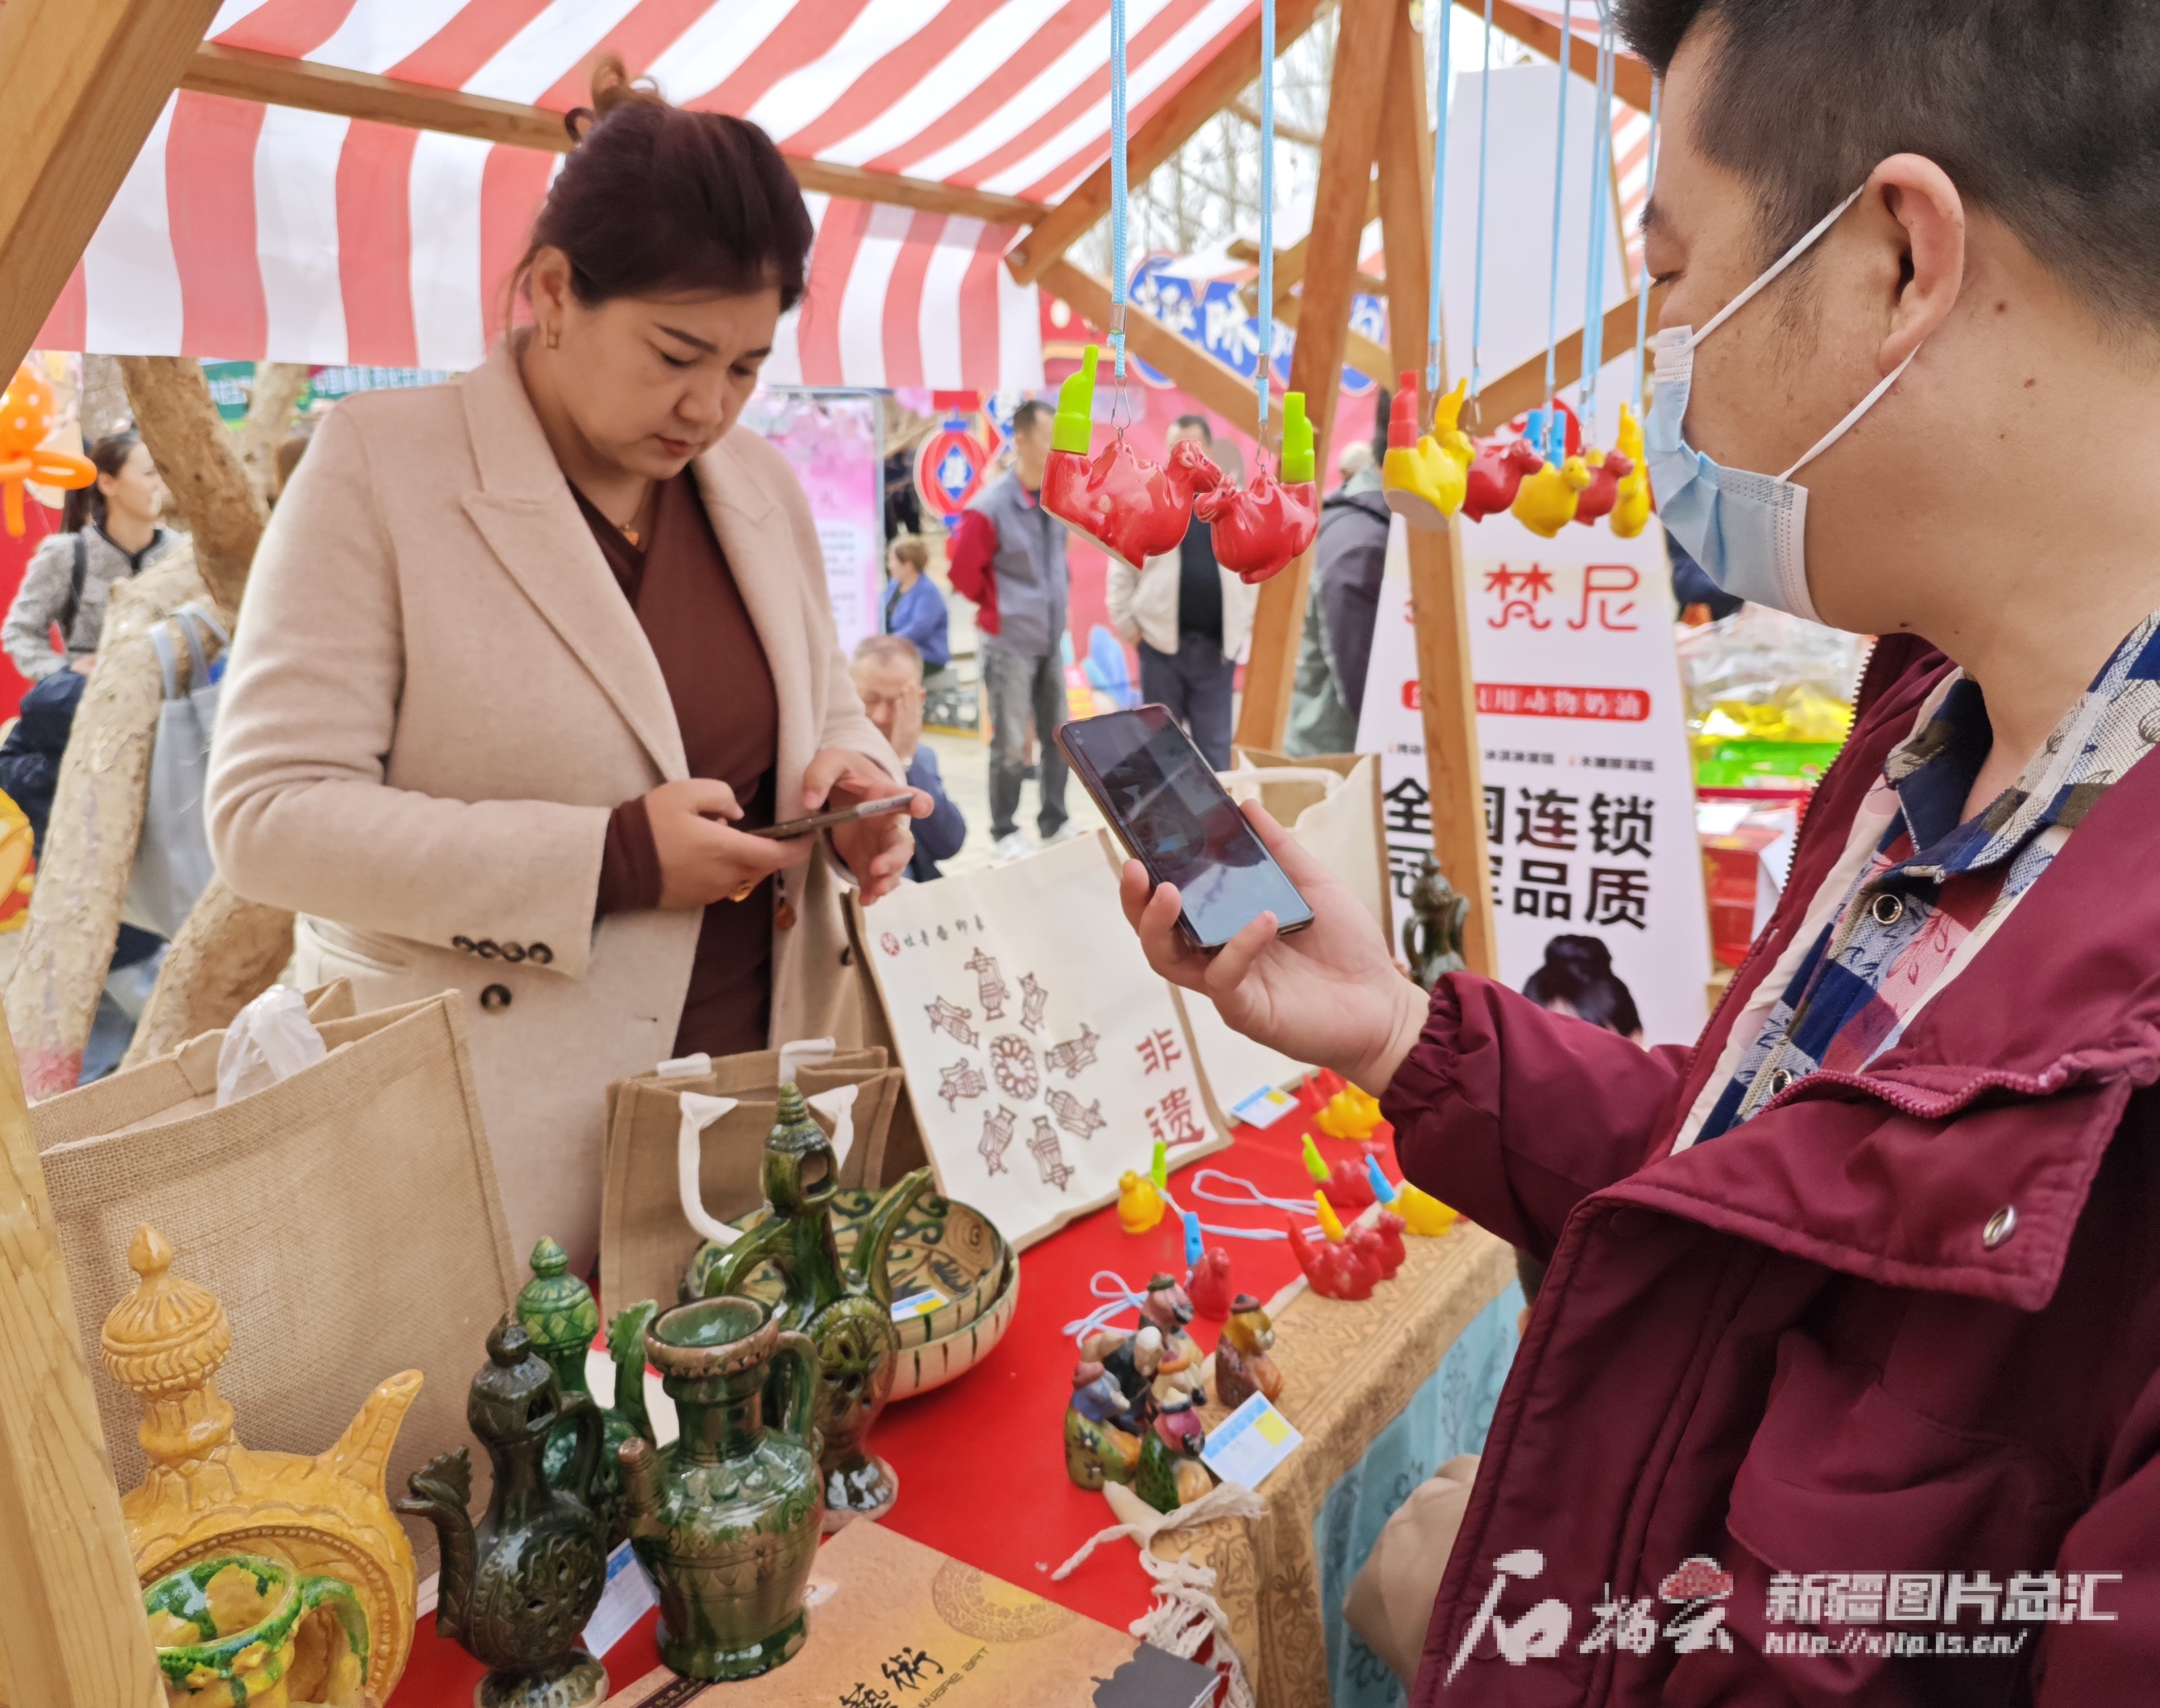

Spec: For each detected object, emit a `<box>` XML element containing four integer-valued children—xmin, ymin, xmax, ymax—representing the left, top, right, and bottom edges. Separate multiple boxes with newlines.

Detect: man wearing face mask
<box><xmin>1113</xmin><ymin>2</ymin><xmax>2160</xmax><ymax>1700</ymax></box>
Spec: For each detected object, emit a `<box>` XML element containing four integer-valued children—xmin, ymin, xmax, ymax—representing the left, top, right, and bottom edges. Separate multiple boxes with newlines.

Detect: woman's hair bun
<box><xmin>1542</xmin><ymin>934</ymin><xmax>1612</xmax><ymax>985</ymax></box>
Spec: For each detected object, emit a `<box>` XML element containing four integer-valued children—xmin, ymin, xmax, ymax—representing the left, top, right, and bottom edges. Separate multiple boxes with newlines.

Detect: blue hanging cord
<box><xmin>1538</xmin><ymin>0</ymin><xmax>1574</xmax><ymax>464</ymax></box>
<box><xmin>1424</xmin><ymin>1</ymin><xmax>1452</xmax><ymax>405</ymax></box>
<box><xmin>1630</xmin><ymin>78</ymin><xmax>1661</xmax><ymax>412</ymax></box>
<box><xmin>1110</xmin><ymin>0</ymin><xmax>1128</xmax><ymax>383</ymax></box>
<box><xmin>1578</xmin><ymin>2</ymin><xmax>1616</xmax><ymax>446</ymax></box>
<box><xmin>1256</xmin><ymin>0</ymin><xmax>1274</xmax><ymax>433</ymax></box>
<box><xmin>1468</xmin><ymin>0</ymin><xmax>1495</xmax><ymax>409</ymax></box>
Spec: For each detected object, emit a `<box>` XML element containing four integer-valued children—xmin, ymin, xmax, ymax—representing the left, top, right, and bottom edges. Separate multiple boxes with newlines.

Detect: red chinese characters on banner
<box><xmin>1484</xmin><ymin>562</ymin><xmax>1641</xmax><ymax>632</ymax></box>
<box><xmin>1475</xmin><ymin>684</ymin><xmax>1651</xmax><ymax>721</ymax></box>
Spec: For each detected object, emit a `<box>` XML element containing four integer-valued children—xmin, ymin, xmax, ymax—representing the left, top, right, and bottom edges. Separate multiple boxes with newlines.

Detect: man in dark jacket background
<box><xmin>1117</xmin><ymin>2</ymin><xmax>2160</xmax><ymax>1701</ymax></box>
<box><xmin>1285</xmin><ymin>401</ymin><xmax>1393</xmax><ymax>756</ymax></box>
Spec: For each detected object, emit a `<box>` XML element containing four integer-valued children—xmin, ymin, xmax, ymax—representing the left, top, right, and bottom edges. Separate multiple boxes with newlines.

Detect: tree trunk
<box><xmin>118</xmin><ymin>879</ymin><xmax>291</xmax><ymax>1069</ymax></box>
<box><xmin>77</xmin><ymin>355</ymin><xmax>130</xmax><ymax>445</ymax></box>
<box><xmin>234</xmin><ymin>362</ymin><xmax>309</xmax><ymax>508</ymax></box>
<box><xmin>2</xmin><ymin>555</ymin><xmax>222</xmax><ymax>1096</ymax></box>
<box><xmin>116</xmin><ymin>355</ymin><xmax>266</xmax><ymax>611</ymax></box>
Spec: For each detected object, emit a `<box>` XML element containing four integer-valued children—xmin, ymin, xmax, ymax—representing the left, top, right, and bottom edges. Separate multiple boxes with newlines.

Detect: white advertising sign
<box><xmin>1356</xmin><ymin>514</ymin><xmax>1711</xmax><ymax>1047</ymax></box>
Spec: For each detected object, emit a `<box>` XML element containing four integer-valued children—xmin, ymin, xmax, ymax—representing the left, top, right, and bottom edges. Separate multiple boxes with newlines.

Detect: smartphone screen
<box><xmin>1059</xmin><ymin>707</ymin><xmax>1315</xmax><ymax>949</ymax></box>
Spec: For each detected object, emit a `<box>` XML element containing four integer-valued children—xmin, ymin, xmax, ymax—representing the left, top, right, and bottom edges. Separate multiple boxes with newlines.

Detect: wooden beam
<box><xmin>1467</xmin><ymin>284</ymin><xmax>1664</xmax><ymax>435</ymax></box>
<box><xmin>0</xmin><ymin>0</ymin><xmax>223</xmax><ymax>378</ymax></box>
<box><xmin>1236</xmin><ymin>0</ymin><xmax>1397</xmax><ymax>755</ymax></box>
<box><xmin>1452</xmin><ymin>0</ymin><xmax>1656</xmax><ymax>114</ymax></box>
<box><xmin>1375</xmin><ymin>2</ymin><xmax>1498</xmax><ymax>979</ymax></box>
<box><xmin>180</xmin><ymin>43</ymin><xmax>1046</xmax><ymax>227</ymax></box>
<box><xmin>1039</xmin><ymin>261</ymin><xmax>1258</xmax><ymax>430</ymax></box>
<box><xmin>1227</xmin><ymin>181</ymin><xmax>1382</xmax><ymax>312</ymax></box>
<box><xmin>1005</xmin><ymin>0</ymin><xmax>1330</xmax><ymax>286</ymax></box>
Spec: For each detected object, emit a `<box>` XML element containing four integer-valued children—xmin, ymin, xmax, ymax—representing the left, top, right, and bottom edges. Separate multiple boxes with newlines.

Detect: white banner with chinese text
<box><xmin>1355</xmin><ymin>514</ymin><xmax>1711</xmax><ymax>1047</ymax></box>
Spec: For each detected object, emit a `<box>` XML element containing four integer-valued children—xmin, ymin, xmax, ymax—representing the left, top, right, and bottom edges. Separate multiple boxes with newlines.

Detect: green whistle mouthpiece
<box><xmin>1052</xmin><ymin>345</ymin><xmax>1098</xmax><ymax>454</ymax></box>
<box><xmin>1280</xmin><ymin>391</ymin><xmax>1314</xmax><ymax>482</ymax></box>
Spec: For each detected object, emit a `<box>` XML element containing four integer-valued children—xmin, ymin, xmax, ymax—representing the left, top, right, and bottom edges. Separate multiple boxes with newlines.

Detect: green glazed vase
<box><xmin>515</xmin><ymin>1235</ymin><xmax>634</xmax><ymax>1542</ymax></box>
<box><xmin>143</xmin><ymin>1550</ymin><xmax>369</xmax><ymax>1706</ymax></box>
<box><xmin>618</xmin><ymin>1294</ymin><xmax>824</xmax><ymax>1682</ymax></box>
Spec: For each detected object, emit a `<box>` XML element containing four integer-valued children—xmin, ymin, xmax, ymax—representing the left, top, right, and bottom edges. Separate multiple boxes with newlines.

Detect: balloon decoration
<box><xmin>0</xmin><ymin>363</ymin><xmax>95</xmax><ymax>537</ymax></box>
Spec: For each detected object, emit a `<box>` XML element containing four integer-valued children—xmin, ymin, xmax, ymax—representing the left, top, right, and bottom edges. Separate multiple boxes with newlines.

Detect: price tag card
<box><xmin>1229</xmin><ymin>1086</ymin><xmax>1300</xmax><ymax>1130</ymax></box>
<box><xmin>889</xmin><ymin>1286</ymin><xmax>951</xmax><ymax>1325</ymax></box>
<box><xmin>1200</xmin><ymin>1391</ymin><xmax>1303</xmax><ymax>1490</ymax></box>
<box><xmin>582</xmin><ymin>1541</ymin><xmax>659</xmax><ymax>1656</ymax></box>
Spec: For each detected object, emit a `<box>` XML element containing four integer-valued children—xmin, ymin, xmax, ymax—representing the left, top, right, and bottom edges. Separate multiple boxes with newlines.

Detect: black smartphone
<box><xmin>1058</xmin><ymin>706</ymin><xmax>1316</xmax><ymax>950</ymax></box>
<box><xmin>749</xmin><ymin>792</ymin><xmax>916</xmax><ymax>841</ymax></box>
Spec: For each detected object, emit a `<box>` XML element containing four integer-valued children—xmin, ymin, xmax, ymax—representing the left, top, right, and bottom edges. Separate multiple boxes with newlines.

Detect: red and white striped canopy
<box><xmin>33</xmin><ymin>0</ymin><xmax>1282</xmax><ymax>386</ymax></box>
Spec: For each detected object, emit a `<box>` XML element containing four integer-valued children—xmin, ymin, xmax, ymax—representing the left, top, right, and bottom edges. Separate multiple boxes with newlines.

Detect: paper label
<box><xmin>583</xmin><ymin>1540</ymin><xmax>659</xmax><ymax>1656</ymax></box>
<box><xmin>1201</xmin><ymin>1392</ymin><xmax>1304</xmax><ymax>1490</ymax></box>
<box><xmin>889</xmin><ymin>1286</ymin><xmax>951</xmax><ymax>1324</ymax></box>
<box><xmin>1228</xmin><ymin>1086</ymin><xmax>1299</xmax><ymax>1129</ymax></box>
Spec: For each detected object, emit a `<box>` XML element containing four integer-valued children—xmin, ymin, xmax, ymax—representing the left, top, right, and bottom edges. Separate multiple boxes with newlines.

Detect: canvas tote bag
<box><xmin>31</xmin><ymin>987</ymin><xmax>521</xmax><ymax>1572</ymax></box>
<box><xmin>599</xmin><ymin>1045</ymin><xmax>906</xmax><ymax>1320</ymax></box>
<box><xmin>123</xmin><ymin>603</ymin><xmax>225</xmax><ymax>940</ymax></box>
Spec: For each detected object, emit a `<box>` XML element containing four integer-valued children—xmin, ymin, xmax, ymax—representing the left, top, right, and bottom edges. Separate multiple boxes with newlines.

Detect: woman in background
<box><xmin>881</xmin><ymin>534</ymin><xmax>950</xmax><ymax>672</ymax></box>
<box><xmin>2</xmin><ymin>430</ymin><xmax>169</xmax><ymax>686</ymax></box>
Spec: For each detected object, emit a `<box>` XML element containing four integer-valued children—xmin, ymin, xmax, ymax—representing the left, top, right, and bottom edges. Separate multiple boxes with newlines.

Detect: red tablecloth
<box><xmin>394</xmin><ymin>1079</ymin><xmax>1385</xmax><ymax>1702</ymax></box>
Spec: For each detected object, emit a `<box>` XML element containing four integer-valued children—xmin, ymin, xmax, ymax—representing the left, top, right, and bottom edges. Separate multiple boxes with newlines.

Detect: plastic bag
<box><xmin>216</xmin><ymin>984</ymin><xmax>328</xmax><ymax>1106</ymax></box>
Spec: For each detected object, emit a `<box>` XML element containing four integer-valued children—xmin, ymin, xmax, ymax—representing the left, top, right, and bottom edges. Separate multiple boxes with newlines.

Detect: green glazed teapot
<box><xmin>691</xmin><ymin>1083</ymin><xmax>932</xmax><ymax>1524</ymax></box>
<box><xmin>618</xmin><ymin>1294</ymin><xmax>823</xmax><ymax>1680</ymax></box>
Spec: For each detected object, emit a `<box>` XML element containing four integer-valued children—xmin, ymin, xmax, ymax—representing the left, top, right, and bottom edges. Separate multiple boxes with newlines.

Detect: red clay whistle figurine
<box><xmin>1042</xmin><ymin>344</ymin><xmax>1221</xmax><ymax>568</ymax></box>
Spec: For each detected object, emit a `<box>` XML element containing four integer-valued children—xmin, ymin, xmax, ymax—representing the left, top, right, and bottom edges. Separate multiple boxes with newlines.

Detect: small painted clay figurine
<box><xmin>1214</xmin><ymin>1294</ymin><xmax>1284</xmax><ymax>1411</ymax></box>
<box><xmin>1065</xmin><ymin>1371</ymin><xmax>1144</xmax><ymax>1489</ymax></box>
<box><xmin>1462</xmin><ymin>435</ymin><xmax>1544</xmax><ymax>521</ymax></box>
<box><xmin>1139</xmin><ymin>1272</ymin><xmax>1204</xmax><ymax>1398</ymax></box>
<box><xmin>1570</xmin><ymin>446</ymin><xmax>1634</xmax><ymax>527</ymax></box>
<box><xmin>1079</xmin><ymin>1323</ymin><xmax>1164</xmax><ymax>1435</ymax></box>
<box><xmin>1150</xmin><ymin>1357</ymin><xmax>1207</xmax><ymax>1457</ymax></box>
<box><xmin>1042</xmin><ymin>344</ymin><xmax>1222</xmax><ymax>568</ymax></box>
<box><xmin>1287</xmin><ymin>1212</ymin><xmax>1380</xmax><ymax>1301</ymax></box>
<box><xmin>1383</xmin><ymin>374</ymin><xmax>1474</xmax><ymax>528</ymax></box>
<box><xmin>1367</xmin><ymin>1155</ymin><xmax>1459</xmax><ymax>1238</ymax></box>
<box><xmin>1196</xmin><ymin>394</ymin><xmax>1320</xmax><ymax>583</ymax></box>
<box><xmin>1608</xmin><ymin>403</ymin><xmax>1652</xmax><ymax>538</ymax></box>
<box><xmin>1135</xmin><ymin>1424</ymin><xmax>1213</xmax><ymax>1513</ymax></box>
<box><xmin>1118</xmin><ymin>1168</ymin><xmax>1168</xmax><ymax>1234</ymax></box>
<box><xmin>398</xmin><ymin>1320</ymin><xmax>609</xmax><ymax>1708</ymax></box>
<box><xmin>1185</xmin><ymin>1246</ymin><xmax>1235</xmax><ymax>1321</ymax></box>
<box><xmin>1403</xmin><ymin>855</ymin><xmax>1470</xmax><ymax>989</ymax></box>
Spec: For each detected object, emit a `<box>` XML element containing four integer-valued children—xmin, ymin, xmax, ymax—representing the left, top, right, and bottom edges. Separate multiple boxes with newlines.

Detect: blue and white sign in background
<box><xmin>1126</xmin><ymin>255</ymin><xmax>1388</xmax><ymax>396</ymax></box>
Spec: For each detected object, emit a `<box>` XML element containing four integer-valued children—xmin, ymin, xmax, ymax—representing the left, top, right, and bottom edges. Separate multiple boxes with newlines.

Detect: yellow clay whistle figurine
<box><xmin>1394</xmin><ymin>1181</ymin><xmax>1459</xmax><ymax>1237</ymax></box>
<box><xmin>1314</xmin><ymin>1190</ymin><xmax>1347</xmax><ymax>1244</ymax></box>
<box><xmin>1383</xmin><ymin>375</ymin><xmax>1474</xmax><ymax>529</ymax></box>
<box><xmin>1315</xmin><ymin>1083</ymin><xmax>1383</xmax><ymax>1142</ymax></box>
<box><xmin>1512</xmin><ymin>453</ymin><xmax>1594</xmax><ymax>538</ymax></box>
<box><xmin>1119</xmin><ymin>1169</ymin><xmax>1167</xmax><ymax>1235</ymax></box>
<box><xmin>1609</xmin><ymin>402</ymin><xmax>1651</xmax><ymax>537</ymax></box>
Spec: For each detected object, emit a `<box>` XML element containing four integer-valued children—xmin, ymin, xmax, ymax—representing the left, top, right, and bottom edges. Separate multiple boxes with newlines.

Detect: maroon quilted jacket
<box><xmin>1387</xmin><ymin>635</ymin><xmax>2160</xmax><ymax>1705</ymax></box>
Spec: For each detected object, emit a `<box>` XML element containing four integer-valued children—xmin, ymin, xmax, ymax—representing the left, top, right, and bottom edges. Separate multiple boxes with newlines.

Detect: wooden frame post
<box><xmin>1233</xmin><ymin>0</ymin><xmax>1398</xmax><ymax>754</ymax></box>
<box><xmin>0</xmin><ymin>4</ymin><xmax>216</xmax><ymax>1700</ymax></box>
<box><xmin>1373</xmin><ymin>1</ymin><xmax>1498</xmax><ymax>977</ymax></box>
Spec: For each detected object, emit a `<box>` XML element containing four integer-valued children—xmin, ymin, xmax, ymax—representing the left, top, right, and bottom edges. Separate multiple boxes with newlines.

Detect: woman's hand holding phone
<box><xmin>1118</xmin><ymin>799</ymin><xmax>1431</xmax><ymax>1096</ymax></box>
<box><xmin>647</xmin><ymin>778</ymin><xmax>814</xmax><ymax>909</ymax></box>
<box><xmin>802</xmin><ymin>748</ymin><xmax>932</xmax><ymax>906</ymax></box>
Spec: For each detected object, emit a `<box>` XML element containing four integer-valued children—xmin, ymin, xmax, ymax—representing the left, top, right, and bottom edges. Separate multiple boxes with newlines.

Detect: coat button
<box><xmin>1870</xmin><ymin>892</ymin><xmax>1905</xmax><ymax>925</ymax></box>
<box><xmin>1982</xmin><ymin>1205</ymin><xmax>2018</xmax><ymax>1249</ymax></box>
<box><xmin>527</xmin><ymin>943</ymin><xmax>553</xmax><ymax>965</ymax></box>
<box><xmin>500</xmin><ymin>943</ymin><xmax>527</xmax><ymax>963</ymax></box>
<box><xmin>451</xmin><ymin>936</ymin><xmax>475</xmax><ymax>953</ymax></box>
<box><xmin>480</xmin><ymin>984</ymin><xmax>512</xmax><ymax>1013</ymax></box>
<box><xmin>476</xmin><ymin>939</ymin><xmax>499</xmax><ymax>959</ymax></box>
<box><xmin>1769</xmin><ymin>1068</ymin><xmax>1794</xmax><ymax>1095</ymax></box>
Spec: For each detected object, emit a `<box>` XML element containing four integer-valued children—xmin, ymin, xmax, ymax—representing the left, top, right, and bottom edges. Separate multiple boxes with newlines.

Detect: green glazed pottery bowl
<box><xmin>144</xmin><ymin>1549</ymin><xmax>369</xmax><ymax>1706</ymax></box>
<box><xmin>887</xmin><ymin>1246</ymin><xmax>1020</xmax><ymax>1404</ymax></box>
<box><xmin>685</xmin><ymin>1187</ymin><xmax>1008</xmax><ymax>1350</ymax></box>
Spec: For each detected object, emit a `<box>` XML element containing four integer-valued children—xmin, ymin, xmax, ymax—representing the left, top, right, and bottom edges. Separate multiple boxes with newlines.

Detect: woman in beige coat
<box><xmin>207</xmin><ymin>65</ymin><xmax>922</xmax><ymax>1272</ymax></box>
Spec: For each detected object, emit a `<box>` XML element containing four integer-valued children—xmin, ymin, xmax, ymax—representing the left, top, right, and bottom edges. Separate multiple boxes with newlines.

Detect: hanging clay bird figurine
<box><xmin>1513</xmin><ymin>453</ymin><xmax>1595</xmax><ymax>537</ymax></box>
<box><xmin>1384</xmin><ymin>375</ymin><xmax>1475</xmax><ymax>529</ymax></box>
<box><xmin>398</xmin><ymin>1320</ymin><xmax>609</xmax><ymax>1708</ymax></box>
<box><xmin>1570</xmin><ymin>446</ymin><xmax>1635</xmax><ymax>527</ymax></box>
<box><xmin>1609</xmin><ymin>402</ymin><xmax>1653</xmax><ymax>537</ymax></box>
<box><xmin>1197</xmin><ymin>392</ymin><xmax>1320</xmax><ymax>582</ymax></box>
<box><xmin>1462</xmin><ymin>435</ymin><xmax>1545</xmax><ymax>521</ymax></box>
<box><xmin>1042</xmin><ymin>343</ymin><xmax>1222</xmax><ymax>568</ymax></box>
<box><xmin>695</xmin><ymin>1085</ymin><xmax>934</xmax><ymax>1527</ymax></box>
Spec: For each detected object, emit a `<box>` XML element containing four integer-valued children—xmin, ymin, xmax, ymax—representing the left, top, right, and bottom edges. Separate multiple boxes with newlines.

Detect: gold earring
<box><xmin>544</xmin><ymin>327</ymin><xmax>561</xmax><ymax>350</ymax></box>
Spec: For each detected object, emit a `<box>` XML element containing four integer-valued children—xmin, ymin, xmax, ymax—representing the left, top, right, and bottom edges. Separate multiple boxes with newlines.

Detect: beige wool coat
<box><xmin>206</xmin><ymin>344</ymin><xmax>902</xmax><ymax>1273</ymax></box>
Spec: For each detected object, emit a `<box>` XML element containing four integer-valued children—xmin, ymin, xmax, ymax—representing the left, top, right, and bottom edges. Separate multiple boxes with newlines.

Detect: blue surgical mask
<box><xmin>1644</xmin><ymin>186</ymin><xmax>1919</xmax><ymax>623</ymax></box>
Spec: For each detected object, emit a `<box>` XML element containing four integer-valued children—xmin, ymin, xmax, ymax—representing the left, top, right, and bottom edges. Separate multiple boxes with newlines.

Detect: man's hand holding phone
<box><xmin>1119</xmin><ymin>800</ymin><xmax>1430</xmax><ymax>1096</ymax></box>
